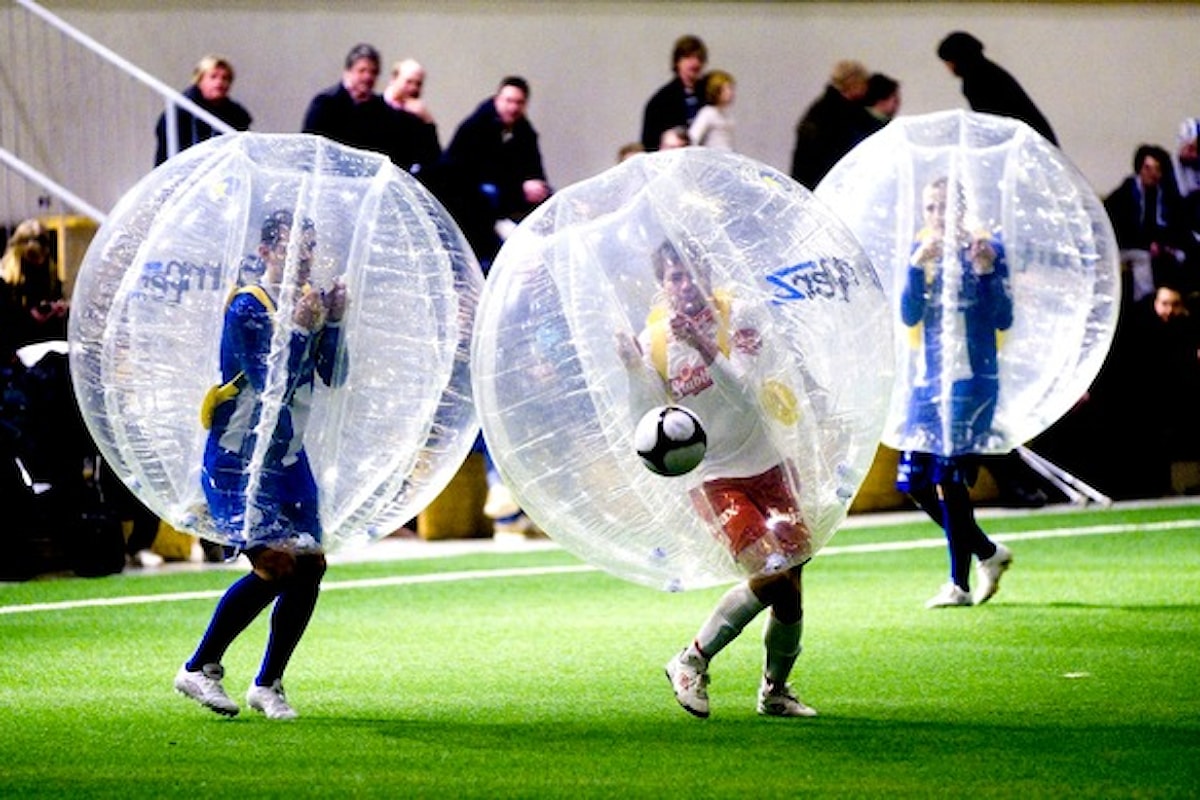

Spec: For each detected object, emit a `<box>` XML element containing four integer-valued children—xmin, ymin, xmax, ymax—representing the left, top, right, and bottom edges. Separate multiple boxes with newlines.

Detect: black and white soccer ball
<box><xmin>634</xmin><ymin>405</ymin><xmax>707</xmax><ymax>477</ymax></box>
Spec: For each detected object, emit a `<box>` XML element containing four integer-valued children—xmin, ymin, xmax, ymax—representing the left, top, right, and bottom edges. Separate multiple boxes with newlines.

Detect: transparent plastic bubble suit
<box><xmin>69</xmin><ymin>133</ymin><xmax>483</xmax><ymax>552</ymax></box>
<box><xmin>472</xmin><ymin>149</ymin><xmax>893</xmax><ymax>591</ymax></box>
<box><xmin>816</xmin><ymin>110</ymin><xmax>1120</xmax><ymax>456</ymax></box>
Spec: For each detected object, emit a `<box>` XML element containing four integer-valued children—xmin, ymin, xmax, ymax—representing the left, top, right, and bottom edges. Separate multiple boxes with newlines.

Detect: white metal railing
<box><xmin>1</xmin><ymin>0</ymin><xmax>236</xmax><ymax>225</ymax></box>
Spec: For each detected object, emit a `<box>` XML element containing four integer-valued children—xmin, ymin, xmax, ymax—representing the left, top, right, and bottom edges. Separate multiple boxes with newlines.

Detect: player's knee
<box><xmin>293</xmin><ymin>552</ymin><xmax>327</xmax><ymax>585</ymax></box>
<box><xmin>250</xmin><ymin>547</ymin><xmax>296</xmax><ymax>582</ymax></box>
<box><xmin>750</xmin><ymin>569</ymin><xmax>802</xmax><ymax>622</ymax></box>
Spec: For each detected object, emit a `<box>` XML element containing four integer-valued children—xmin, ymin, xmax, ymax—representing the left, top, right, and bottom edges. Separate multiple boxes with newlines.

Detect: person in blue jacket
<box><xmin>897</xmin><ymin>176</ymin><xmax>1014</xmax><ymax>608</ymax></box>
<box><xmin>175</xmin><ymin>209</ymin><xmax>348</xmax><ymax>719</ymax></box>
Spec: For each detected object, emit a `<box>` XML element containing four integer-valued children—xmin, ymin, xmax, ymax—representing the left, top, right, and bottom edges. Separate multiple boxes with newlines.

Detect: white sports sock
<box><xmin>762</xmin><ymin>613</ymin><xmax>802</xmax><ymax>686</ymax></box>
<box><xmin>690</xmin><ymin>582</ymin><xmax>765</xmax><ymax>662</ymax></box>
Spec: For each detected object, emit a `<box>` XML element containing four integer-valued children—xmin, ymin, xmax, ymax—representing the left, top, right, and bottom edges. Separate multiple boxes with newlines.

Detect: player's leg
<box><xmin>665</xmin><ymin>578</ymin><xmax>765</xmax><ymax>719</ymax></box>
<box><xmin>176</xmin><ymin>453</ymin><xmax>277</xmax><ymax>716</ymax></box>
<box><xmin>750</xmin><ymin>567</ymin><xmax>816</xmax><ymax>717</ymax></box>
<box><xmin>175</xmin><ymin>567</ymin><xmax>278</xmax><ymax>716</ymax></box>
<box><xmin>246</xmin><ymin>461</ymin><xmax>326</xmax><ymax>719</ymax></box>
<box><xmin>246</xmin><ymin>548</ymin><xmax>326</xmax><ymax>720</ymax></box>
<box><xmin>925</xmin><ymin>479</ymin><xmax>975</xmax><ymax>608</ymax></box>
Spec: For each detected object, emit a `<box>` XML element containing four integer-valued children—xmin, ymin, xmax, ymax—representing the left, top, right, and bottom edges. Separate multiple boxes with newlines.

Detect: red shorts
<box><xmin>690</xmin><ymin>463</ymin><xmax>811</xmax><ymax>569</ymax></box>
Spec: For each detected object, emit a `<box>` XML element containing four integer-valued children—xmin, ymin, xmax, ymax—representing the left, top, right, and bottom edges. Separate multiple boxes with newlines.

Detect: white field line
<box><xmin>1</xmin><ymin>519</ymin><xmax>1194</xmax><ymax>616</ymax></box>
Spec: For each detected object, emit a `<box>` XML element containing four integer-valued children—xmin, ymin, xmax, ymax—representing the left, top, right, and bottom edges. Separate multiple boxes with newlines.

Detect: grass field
<box><xmin>1</xmin><ymin>501</ymin><xmax>1198</xmax><ymax>798</ymax></box>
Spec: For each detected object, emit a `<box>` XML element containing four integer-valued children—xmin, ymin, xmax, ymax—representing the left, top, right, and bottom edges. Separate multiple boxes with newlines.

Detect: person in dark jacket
<box><xmin>640</xmin><ymin>35</ymin><xmax>708</xmax><ymax>152</ymax></box>
<box><xmin>154</xmin><ymin>54</ymin><xmax>252</xmax><ymax>166</ymax></box>
<box><xmin>1105</xmin><ymin>144</ymin><xmax>1191</xmax><ymax>264</ymax></box>
<box><xmin>936</xmin><ymin>31</ymin><xmax>1058</xmax><ymax>146</ymax></box>
<box><xmin>789</xmin><ymin>59</ymin><xmax>871</xmax><ymax>189</ymax></box>
<box><xmin>439</xmin><ymin>75</ymin><xmax>552</xmax><ymax>268</ymax></box>
<box><xmin>302</xmin><ymin>43</ymin><xmax>438</xmax><ymax>176</ymax></box>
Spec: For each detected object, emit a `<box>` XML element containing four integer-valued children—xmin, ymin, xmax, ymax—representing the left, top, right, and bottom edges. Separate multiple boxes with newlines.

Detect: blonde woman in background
<box><xmin>154</xmin><ymin>54</ymin><xmax>252</xmax><ymax>166</ymax></box>
<box><xmin>1</xmin><ymin>219</ymin><xmax>67</xmax><ymax>352</ymax></box>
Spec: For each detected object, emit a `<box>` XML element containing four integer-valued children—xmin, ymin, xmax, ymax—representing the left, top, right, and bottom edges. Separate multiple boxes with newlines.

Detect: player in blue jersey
<box><xmin>175</xmin><ymin>209</ymin><xmax>348</xmax><ymax>719</ymax></box>
<box><xmin>896</xmin><ymin>176</ymin><xmax>1014</xmax><ymax>608</ymax></box>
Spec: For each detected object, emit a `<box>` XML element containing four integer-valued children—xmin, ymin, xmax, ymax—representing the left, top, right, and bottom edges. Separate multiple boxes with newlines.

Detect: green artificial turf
<box><xmin>1</xmin><ymin>503</ymin><xmax>1198</xmax><ymax>798</ymax></box>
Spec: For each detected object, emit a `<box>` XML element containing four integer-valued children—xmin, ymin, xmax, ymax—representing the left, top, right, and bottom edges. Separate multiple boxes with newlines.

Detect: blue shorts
<box><xmin>896</xmin><ymin>451</ymin><xmax>981</xmax><ymax>493</ymax></box>
<box><xmin>202</xmin><ymin>444</ymin><xmax>321</xmax><ymax>547</ymax></box>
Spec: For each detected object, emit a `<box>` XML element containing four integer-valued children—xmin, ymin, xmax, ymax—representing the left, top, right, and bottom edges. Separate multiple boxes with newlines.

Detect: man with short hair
<box><xmin>440</xmin><ymin>76</ymin><xmax>552</xmax><ymax>268</ymax></box>
<box><xmin>302</xmin><ymin>43</ymin><xmax>438</xmax><ymax>175</ymax></box>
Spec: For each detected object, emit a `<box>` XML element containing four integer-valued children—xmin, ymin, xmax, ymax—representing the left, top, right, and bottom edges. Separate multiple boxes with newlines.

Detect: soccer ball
<box><xmin>635</xmin><ymin>406</ymin><xmax>707</xmax><ymax>476</ymax></box>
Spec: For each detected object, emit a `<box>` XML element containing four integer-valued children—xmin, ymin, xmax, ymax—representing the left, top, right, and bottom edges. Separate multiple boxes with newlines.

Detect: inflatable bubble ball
<box><xmin>69</xmin><ymin>133</ymin><xmax>484</xmax><ymax>552</ymax></box>
<box><xmin>472</xmin><ymin>148</ymin><xmax>894</xmax><ymax>591</ymax></box>
<box><xmin>816</xmin><ymin>110</ymin><xmax>1120</xmax><ymax>457</ymax></box>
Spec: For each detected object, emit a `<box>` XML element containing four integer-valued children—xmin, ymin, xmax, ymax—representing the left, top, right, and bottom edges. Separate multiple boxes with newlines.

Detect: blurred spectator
<box><xmin>1088</xmin><ymin>280</ymin><xmax>1200</xmax><ymax>497</ymax></box>
<box><xmin>2</xmin><ymin>220</ymin><xmax>164</xmax><ymax>571</ymax></box>
<box><xmin>439</xmin><ymin>75</ymin><xmax>552</xmax><ymax>268</ymax></box>
<box><xmin>1</xmin><ymin>219</ymin><xmax>67</xmax><ymax>349</ymax></box>
<box><xmin>856</xmin><ymin>72</ymin><xmax>901</xmax><ymax>141</ymax></box>
<box><xmin>383</xmin><ymin>57</ymin><xmax>440</xmax><ymax>168</ymax></box>
<box><xmin>302</xmin><ymin>43</ymin><xmax>438</xmax><ymax>176</ymax></box>
<box><xmin>689</xmin><ymin>69</ymin><xmax>737</xmax><ymax>151</ymax></box>
<box><xmin>384</xmin><ymin>58</ymin><xmax>436</xmax><ymax>125</ymax></box>
<box><xmin>641</xmin><ymin>34</ymin><xmax>708</xmax><ymax>152</ymax></box>
<box><xmin>936</xmin><ymin>31</ymin><xmax>1057</xmax><ymax>146</ymax></box>
<box><xmin>789</xmin><ymin>59</ymin><xmax>871</xmax><ymax>189</ymax></box>
<box><xmin>617</xmin><ymin>142</ymin><xmax>645</xmax><ymax>163</ymax></box>
<box><xmin>155</xmin><ymin>54</ymin><xmax>252</xmax><ymax>166</ymax></box>
<box><xmin>1105</xmin><ymin>144</ymin><xmax>1191</xmax><ymax>300</ymax></box>
<box><xmin>659</xmin><ymin>125</ymin><xmax>691</xmax><ymax>150</ymax></box>
<box><xmin>1173</xmin><ymin>117</ymin><xmax>1200</xmax><ymax>249</ymax></box>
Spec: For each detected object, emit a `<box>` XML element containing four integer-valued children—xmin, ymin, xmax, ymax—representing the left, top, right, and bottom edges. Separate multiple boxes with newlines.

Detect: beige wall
<box><xmin>39</xmin><ymin>1</ymin><xmax>1200</xmax><ymax>203</ymax></box>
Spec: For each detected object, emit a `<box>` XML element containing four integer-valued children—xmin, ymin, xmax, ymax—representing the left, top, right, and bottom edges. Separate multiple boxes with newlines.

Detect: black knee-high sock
<box><xmin>940</xmin><ymin>480</ymin><xmax>998</xmax><ymax>561</ymax></box>
<box><xmin>938</xmin><ymin>481</ymin><xmax>976</xmax><ymax>590</ymax></box>
<box><xmin>911</xmin><ymin>485</ymin><xmax>966</xmax><ymax>587</ymax></box>
<box><xmin>187</xmin><ymin>572</ymin><xmax>278</xmax><ymax>670</ymax></box>
<box><xmin>909</xmin><ymin>485</ymin><xmax>943</xmax><ymax>526</ymax></box>
<box><xmin>256</xmin><ymin>579</ymin><xmax>321</xmax><ymax>686</ymax></box>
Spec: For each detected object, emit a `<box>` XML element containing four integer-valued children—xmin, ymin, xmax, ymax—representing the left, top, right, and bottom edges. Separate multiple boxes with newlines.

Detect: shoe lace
<box><xmin>678</xmin><ymin>665</ymin><xmax>709</xmax><ymax>695</ymax></box>
<box><xmin>199</xmin><ymin>663</ymin><xmax>225</xmax><ymax>681</ymax></box>
<box><xmin>762</xmin><ymin>679</ymin><xmax>798</xmax><ymax>704</ymax></box>
<box><xmin>260</xmin><ymin>682</ymin><xmax>289</xmax><ymax>707</ymax></box>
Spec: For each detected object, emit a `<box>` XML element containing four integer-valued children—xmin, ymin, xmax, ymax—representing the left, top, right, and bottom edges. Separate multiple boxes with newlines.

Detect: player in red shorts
<box><xmin>623</xmin><ymin>241</ymin><xmax>816</xmax><ymax>718</ymax></box>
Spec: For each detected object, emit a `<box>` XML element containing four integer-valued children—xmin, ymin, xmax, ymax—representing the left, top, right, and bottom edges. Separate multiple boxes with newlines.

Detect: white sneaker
<box><xmin>665</xmin><ymin>650</ymin><xmax>710</xmax><ymax>718</ymax></box>
<box><xmin>483</xmin><ymin>484</ymin><xmax>520</xmax><ymax>519</ymax></box>
<box><xmin>975</xmin><ymin>544</ymin><xmax>1013</xmax><ymax>605</ymax></box>
<box><xmin>174</xmin><ymin>663</ymin><xmax>239</xmax><ymax>716</ymax></box>
<box><xmin>925</xmin><ymin>582</ymin><xmax>973</xmax><ymax>609</ymax></box>
<box><xmin>757</xmin><ymin>678</ymin><xmax>818</xmax><ymax>718</ymax></box>
<box><xmin>128</xmin><ymin>549</ymin><xmax>164</xmax><ymax>568</ymax></box>
<box><xmin>247</xmin><ymin>680</ymin><xmax>297</xmax><ymax>720</ymax></box>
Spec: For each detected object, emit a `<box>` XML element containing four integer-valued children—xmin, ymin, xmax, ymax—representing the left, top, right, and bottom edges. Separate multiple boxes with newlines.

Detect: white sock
<box><xmin>762</xmin><ymin>613</ymin><xmax>802</xmax><ymax>686</ymax></box>
<box><xmin>689</xmin><ymin>582</ymin><xmax>765</xmax><ymax>664</ymax></box>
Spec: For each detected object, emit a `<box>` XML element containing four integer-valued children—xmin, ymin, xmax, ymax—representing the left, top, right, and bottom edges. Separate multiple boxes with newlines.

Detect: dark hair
<box><xmin>937</xmin><ymin>31</ymin><xmax>984</xmax><ymax>63</ymax></box>
<box><xmin>653</xmin><ymin>241</ymin><xmax>683</xmax><ymax>282</ymax></box>
<box><xmin>261</xmin><ymin>210</ymin><xmax>315</xmax><ymax>247</ymax></box>
<box><xmin>344</xmin><ymin>43</ymin><xmax>380</xmax><ymax>70</ymax></box>
<box><xmin>652</xmin><ymin>240</ymin><xmax>710</xmax><ymax>286</ymax></box>
<box><xmin>864</xmin><ymin>73</ymin><xmax>899</xmax><ymax>106</ymax></box>
<box><xmin>1134</xmin><ymin>144</ymin><xmax>1170</xmax><ymax>173</ymax></box>
<box><xmin>671</xmin><ymin>35</ymin><xmax>707</xmax><ymax>70</ymax></box>
<box><xmin>498</xmin><ymin>75</ymin><xmax>530</xmax><ymax>97</ymax></box>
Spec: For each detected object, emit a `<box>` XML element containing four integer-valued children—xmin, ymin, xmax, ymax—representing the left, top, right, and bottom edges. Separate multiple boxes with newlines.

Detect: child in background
<box><xmin>688</xmin><ymin>70</ymin><xmax>736</xmax><ymax>152</ymax></box>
